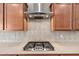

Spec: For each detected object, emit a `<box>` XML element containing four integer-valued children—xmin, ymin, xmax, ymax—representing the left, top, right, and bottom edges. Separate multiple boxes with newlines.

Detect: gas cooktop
<box><xmin>23</xmin><ymin>41</ymin><xmax>54</xmax><ymax>51</ymax></box>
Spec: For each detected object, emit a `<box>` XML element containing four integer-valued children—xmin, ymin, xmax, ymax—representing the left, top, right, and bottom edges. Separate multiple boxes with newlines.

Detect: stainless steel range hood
<box><xmin>24</xmin><ymin>3</ymin><xmax>52</xmax><ymax>19</ymax></box>
<box><xmin>28</xmin><ymin>12</ymin><xmax>50</xmax><ymax>19</ymax></box>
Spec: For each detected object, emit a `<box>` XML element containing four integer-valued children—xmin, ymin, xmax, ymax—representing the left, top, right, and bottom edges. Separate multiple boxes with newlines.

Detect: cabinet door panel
<box><xmin>73</xmin><ymin>4</ymin><xmax>79</xmax><ymax>30</ymax></box>
<box><xmin>53</xmin><ymin>4</ymin><xmax>72</xmax><ymax>30</ymax></box>
<box><xmin>0</xmin><ymin>4</ymin><xmax>3</xmax><ymax>30</ymax></box>
<box><xmin>5</xmin><ymin>4</ymin><xmax>24</xmax><ymax>31</ymax></box>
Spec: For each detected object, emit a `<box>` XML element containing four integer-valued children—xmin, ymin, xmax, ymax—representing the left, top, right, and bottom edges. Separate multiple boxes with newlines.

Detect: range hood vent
<box><xmin>29</xmin><ymin>12</ymin><xmax>49</xmax><ymax>19</ymax></box>
<box><xmin>26</xmin><ymin>3</ymin><xmax>51</xmax><ymax>19</ymax></box>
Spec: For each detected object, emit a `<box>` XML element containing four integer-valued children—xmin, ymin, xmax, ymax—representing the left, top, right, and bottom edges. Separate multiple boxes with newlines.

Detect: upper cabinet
<box><xmin>4</xmin><ymin>4</ymin><xmax>25</xmax><ymax>31</ymax></box>
<box><xmin>23</xmin><ymin>4</ymin><xmax>28</xmax><ymax>31</ymax></box>
<box><xmin>0</xmin><ymin>3</ymin><xmax>28</xmax><ymax>31</ymax></box>
<box><xmin>73</xmin><ymin>4</ymin><xmax>79</xmax><ymax>30</ymax></box>
<box><xmin>50</xmin><ymin>3</ymin><xmax>72</xmax><ymax>31</ymax></box>
<box><xmin>0</xmin><ymin>4</ymin><xmax>3</xmax><ymax>30</ymax></box>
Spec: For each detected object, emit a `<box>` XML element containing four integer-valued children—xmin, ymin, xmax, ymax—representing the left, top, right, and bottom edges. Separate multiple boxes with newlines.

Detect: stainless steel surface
<box><xmin>28</xmin><ymin>12</ymin><xmax>50</xmax><ymax>19</ymax></box>
<box><xmin>24</xmin><ymin>3</ymin><xmax>52</xmax><ymax>19</ymax></box>
<box><xmin>27</xmin><ymin>3</ymin><xmax>50</xmax><ymax>13</ymax></box>
<box><xmin>34</xmin><ymin>42</ymin><xmax>44</xmax><ymax>51</ymax></box>
<box><xmin>23</xmin><ymin>41</ymin><xmax>54</xmax><ymax>51</ymax></box>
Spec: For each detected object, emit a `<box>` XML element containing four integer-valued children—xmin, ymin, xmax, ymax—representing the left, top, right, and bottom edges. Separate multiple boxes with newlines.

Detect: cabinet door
<box><xmin>0</xmin><ymin>4</ymin><xmax>3</xmax><ymax>30</ymax></box>
<box><xmin>52</xmin><ymin>3</ymin><xmax>72</xmax><ymax>31</ymax></box>
<box><xmin>73</xmin><ymin>4</ymin><xmax>79</xmax><ymax>30</ymax></box>
<box><xmin>5</xmin><ymin>4</ymin><xmax>24</xmax><ymax>31</ymax></box>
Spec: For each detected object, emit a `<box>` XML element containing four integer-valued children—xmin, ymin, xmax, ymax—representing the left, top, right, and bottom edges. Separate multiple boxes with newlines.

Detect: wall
<box><xmin>0</xmin><ymin>19</ymin><xmax>79</xmax><ymax>43</ymax></box>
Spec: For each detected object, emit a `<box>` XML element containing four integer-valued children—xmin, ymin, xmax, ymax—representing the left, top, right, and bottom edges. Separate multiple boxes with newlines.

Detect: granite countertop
<box><xmin>0</xmin><ymin>40</ymin><xmax>79</xmax><ymax>54</ymax></box>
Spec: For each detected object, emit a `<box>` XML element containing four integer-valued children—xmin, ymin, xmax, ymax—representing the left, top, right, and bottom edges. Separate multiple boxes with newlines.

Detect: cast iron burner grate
<box><xmin>23</xmin><ymin>41</ymin><xmax>54</xmax><ymax>51</ymax></box>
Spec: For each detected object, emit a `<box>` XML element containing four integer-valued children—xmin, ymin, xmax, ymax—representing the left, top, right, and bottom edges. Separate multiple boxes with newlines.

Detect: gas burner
<box><xmin>23</xmin><ymin>41</ymin><xmax>54</xmax><ymax>51</ymax></box>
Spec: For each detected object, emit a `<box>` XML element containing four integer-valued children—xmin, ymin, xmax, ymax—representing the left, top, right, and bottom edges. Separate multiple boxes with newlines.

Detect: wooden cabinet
<box><xmin>4</xmin><ymin>4</ymin><xmax>25</xmax><ymax>31</ymax></box>
<box><xmin>0</xmin><ymin>3</ymin><xmax>28</xmax><ymax>31</ymax></box>
<box><xmin>50</xmin><ymin>4</ymin><xmax>72</xmax><ymax>31</ymax></box>
<box><xmin>0</xmin><ymin>4</ymin><xmax>3</xmax><ymax>30</ymax></box>
<box><xmin>24</xmin><ymin>4</ymin><xmax>28</xmax><ymax>31</ymax></box>
<box><xmin>73</xmin><ymin>4</ymin><xmax>79</xmax><ymax>30</ymax></box>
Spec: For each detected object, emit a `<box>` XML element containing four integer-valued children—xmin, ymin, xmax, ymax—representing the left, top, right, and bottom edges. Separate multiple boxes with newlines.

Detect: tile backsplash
<box><xmin>0</xmin><ymin>19</ymin><xmax>79</xmax><ymax>43</ymax></box>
